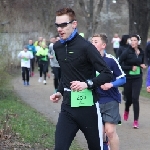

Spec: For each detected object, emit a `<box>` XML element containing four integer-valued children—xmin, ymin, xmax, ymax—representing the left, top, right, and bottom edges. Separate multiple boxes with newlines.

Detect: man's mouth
<box><xmin>59</xmin><ymin>33</ymin><xmax>65</xmax><ymax>37</ymax></box>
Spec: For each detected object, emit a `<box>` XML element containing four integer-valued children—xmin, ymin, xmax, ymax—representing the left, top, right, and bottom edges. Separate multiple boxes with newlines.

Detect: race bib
<box><xmin>129</xmin><ymin>66</ymin><xmax>140</xmax><ymax>75</ymax></box>
<box><xmin>22</xmin><ymin>58</ymin><xmax>29</xmax><ymax>61</ymax></box>
<box><xmin>71</xmin><ymin>89</ymin><xmax>94</xmax><ymax>107</ymax></box>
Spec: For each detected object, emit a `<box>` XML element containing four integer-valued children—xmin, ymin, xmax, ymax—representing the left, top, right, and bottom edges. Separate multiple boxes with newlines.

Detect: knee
<box><xmin>105</xmin><ymin>126</ymin><xmax>116</xmax><ymax>140</ymax></box>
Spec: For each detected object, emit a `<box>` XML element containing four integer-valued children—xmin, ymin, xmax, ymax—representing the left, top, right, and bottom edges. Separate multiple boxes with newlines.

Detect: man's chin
<box><xmin>61</xmin><ymin>37</ymin><xmax>67</xmax><ymax>40</ymax></box>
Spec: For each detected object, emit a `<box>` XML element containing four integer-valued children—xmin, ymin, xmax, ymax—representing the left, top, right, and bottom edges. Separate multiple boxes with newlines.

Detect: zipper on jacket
<box><xmin>65</xmin><ymin>44</ymin><xmax>67</xmax><ymax>60</ymax></box>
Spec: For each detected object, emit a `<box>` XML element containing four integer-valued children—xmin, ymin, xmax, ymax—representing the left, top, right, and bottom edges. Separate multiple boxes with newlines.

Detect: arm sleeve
<box><xmin>110</xmin><ymin>55</ymin><xmax>126</xmax><ymax>79</ymax></box>
<box><xmin>146</xmin><ymin>67</ymin><xmax>150</xmax><ymax>87</ymax></box>
<box><xmin>57</xmin><ymin>77</ymin><xmax>64</xmax><ymax>96</ymax></box>
<box><xmin>119</xmin><ymin>49</ymin><xmax>133</xmax><ymax>70</ymax></box>
<box><xmin>111</xmin><ymin>76</ymin><xmax>126</xmax><ymax>87</ymax></box>
<box><xmin>33</xmin><ymin>46</ymin><xmax>36</xmax><ymax>53</ymax></box>
<box><xmin>86</xmin><ymin>43</ymin><xmax>113</xmax><ymax>88</ymax></box>
<box><xmin>18</xmin><ymin>52</ymin><xmax>21</xmax><ymax>58</ymax></box>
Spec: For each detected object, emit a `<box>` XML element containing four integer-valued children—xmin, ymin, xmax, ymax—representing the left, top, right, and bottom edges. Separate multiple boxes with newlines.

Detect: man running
<box><xmin>50</xmin><ymin>8</ymin><xmax>113</xmax><ymax>150</ymax></box>
<box><xmin>18</xmin><ymin>45</ymin><xmax>33</xmax><ymax>86</ymax></box>
<box><xmin>92</xmin><ymin>33</ymin><xmax>126</xmax><ymax>150</ymax></box>
<box><xmin>27</xmin><ymin>39</ymin><xmax>36</xmax><ymax>76</ymax></box>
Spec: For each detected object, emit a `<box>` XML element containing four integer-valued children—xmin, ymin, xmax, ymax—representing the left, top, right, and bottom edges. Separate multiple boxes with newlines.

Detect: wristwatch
<box><xmin>85</xmin><ymin>79</ymin><xmax>94</xmax><ymax>89</ymax></box>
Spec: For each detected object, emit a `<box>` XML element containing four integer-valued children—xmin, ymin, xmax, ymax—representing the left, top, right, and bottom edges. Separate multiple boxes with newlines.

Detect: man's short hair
<box><xmin>56</xmin><ymin>8</ymin><xmax>76</xmax><ymax>21</ymax></box>
<box><xmin>92</xmin><ymin>33</ymin><xmax>108</xmax><ymax>44</ymax></box>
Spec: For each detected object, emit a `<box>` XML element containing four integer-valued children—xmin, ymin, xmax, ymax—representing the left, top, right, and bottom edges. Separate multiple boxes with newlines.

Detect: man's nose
<box><xmin>57</xmin><ymin>27</ymin><xmax>62</xmax><ymax>32</ymax></box>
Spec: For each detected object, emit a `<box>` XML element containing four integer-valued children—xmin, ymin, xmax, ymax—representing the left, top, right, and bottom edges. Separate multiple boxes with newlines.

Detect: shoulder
<box><xmin>53</xmin><ymin>40</ymin><xmax>62</xmax><ymax>49</ymax></box>
<box><xmin>19</xmin><ymin>51</ymin><xmax>23</xmax><ymax>54</ymax></box>
<box><xmin>105</xmin><ymin>53</ymin><xmax>118</xmax><ymax>63</ymax></box>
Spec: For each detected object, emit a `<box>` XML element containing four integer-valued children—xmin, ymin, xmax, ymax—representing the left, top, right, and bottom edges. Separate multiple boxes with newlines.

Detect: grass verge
<box><xmin>0</xmin><ymin>89</ymin><xmax>83</xmax><ymax>150</ymax></box>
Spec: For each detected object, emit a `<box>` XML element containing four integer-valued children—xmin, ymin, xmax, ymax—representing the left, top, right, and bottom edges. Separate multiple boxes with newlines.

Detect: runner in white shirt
<box><xmin>111</xmin><ymin>33</ymin><xmax>121</xmax><ymax>57</ymax></box>
<box><xmin>18</xmin><ymin>45</ymin><xmax>33</xmax><ymax>86</ymax></box>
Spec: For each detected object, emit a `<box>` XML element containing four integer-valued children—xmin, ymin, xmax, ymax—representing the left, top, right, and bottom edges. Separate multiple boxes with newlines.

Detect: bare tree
<box><xmin>127</xmin><ymin>0</ymin><xmax>150</xmax><ymax>49</ymax></box>
<box><xmin>78</xmin><ymin>0</ymin><xmax>104</xmax><ymax>38</ymax></box>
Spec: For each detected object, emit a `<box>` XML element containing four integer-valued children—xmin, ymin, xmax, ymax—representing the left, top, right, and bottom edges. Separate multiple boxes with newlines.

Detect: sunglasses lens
<box><xmin>59</xmin><ymin>23</ymin><xmax>68</xmax><ymax>27</ymax></box>
<box><xmin>55</xmin><ymin>23</ymin><xmax>68</xmax><ymax>28</ymax></box>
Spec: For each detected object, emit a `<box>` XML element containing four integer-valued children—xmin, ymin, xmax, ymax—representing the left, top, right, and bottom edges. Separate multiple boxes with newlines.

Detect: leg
<box><xmin>77</xmin><ymin>104</ymin><xmax>101</xmax><ymax>150</ymax></box>
<box><xmin>43</xmin><ymin>62</ymin><xmax>48</xmax><ymax>80</ymax></box>
<box><xmin>32</xmin><ymin>57</ymin><xmax>35</xmax><ymax>72</ymax></box>
<box><xmin>39</xmin><ymin>63</ymin><xmax>43</xmax><ymax>77</ymax></box>
<box><xmin>100</xmin><ymin>101</ymin><xmax>120</xmax><ymax>150</ymax></box>
<box><xmin>22</xmin><ymin>67</ymin><xmax>25</xmax><ymax>82</ymax></box>
<box><xmin>58</xmin><ymin>67</ymin><xmax>61</xmax><ymax>82</ymax></box>
<box><xmin>124</xmin><ymin>80</ymin><xmax>132</xmax><ymax>112</ymax></box>
<box><xmin>105</xmin><ymin>123</ymin><xmax>119</xmax><ymax>150</ymax></box>
<box><xmin>26</xmin><ymin>68</ymin><xmax>30</xmax><ymax>82</ymax></box>
<box><xmin>52</xmin><ymin>67</ymin><xmax>59</xmax><ymax>90</ymax></box>
<box><xmin>30</xmin><ymin>59</ymin><xmax>32</xmax><ymax>76</ymax></box>
<box><xmin>132</xmin><ymin>77</ymin><xmax>142</xmax><ymax>121</ymax></box>
<box><xmin>55</xmin><ymin>104</ymin><xmax>79</xmax><ymax>150</ymax></box>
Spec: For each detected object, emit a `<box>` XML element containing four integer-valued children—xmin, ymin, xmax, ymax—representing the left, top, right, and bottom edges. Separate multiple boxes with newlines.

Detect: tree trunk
<box><xmin>78</xmin><ymin>0</ymin><xmax>104</xmax><ymax>39</ymax></box>
<box><xmin>127</xmin><ymin>0</ymin><xmax>150</xmax><ymax>49</ymax></box>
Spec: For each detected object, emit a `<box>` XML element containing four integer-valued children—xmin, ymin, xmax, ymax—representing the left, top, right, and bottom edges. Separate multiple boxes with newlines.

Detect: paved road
<box><xmin>13</xmin><ymin>72</ymin><xmax>150</xmax><ymax>150</ymax></box>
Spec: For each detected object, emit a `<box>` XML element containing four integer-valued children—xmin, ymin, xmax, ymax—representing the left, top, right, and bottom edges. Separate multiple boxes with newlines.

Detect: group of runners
<box><xmin>18</xmin><ymin>7</ymin><xmax>150</xmax><ymax>150</ymax></box>
<box><xmin>18</xmin><ymin>35</ymin><xmax>61</xmax><ymax>92</ymax></box>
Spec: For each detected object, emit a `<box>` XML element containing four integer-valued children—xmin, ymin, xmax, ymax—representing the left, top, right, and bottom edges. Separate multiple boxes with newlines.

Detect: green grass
<box><xmin>0</xmin><ymin>91</ymin><xmax>83</xmax><ymax>150</ymax></box>
<box><xmin>140</xmin><ymin>78</ymin><xmax>149</xmax><ymax>98</ymax></box>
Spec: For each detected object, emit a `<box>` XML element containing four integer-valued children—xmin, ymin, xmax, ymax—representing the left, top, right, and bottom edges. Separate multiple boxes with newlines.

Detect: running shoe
<box><xmin>27</xmin><ymin>82</ymin><xmax>29</xmax><ymax>86</ymax></box>
<box><xmin>103</xmin><ymin>142</ymin><xmax>109</xmax><ymax>150</ymax></box>
<box><xmin>123</xmin><ymin>111</ymin><xmax>129</xmax><ymax>121</ymax></box>
<box><xmin>31</xmin><ymin>72</ymin><xmax>34</xmax><ymax>77</ymax></box>
<box><xmin>38</xmin><ymin>77</ymin><xmax>42</xmax><ymax>82</ymax></box>
<box><xmin>133</xmin><ymin>120</ymin><xmax>139</xmax><ymax>129</ymax></box>
<box><xmin>47</xmin><ymin>73</ymin><xmax>50</xmax><ymax>78</ymax></box>
<box><xmin>43</xmin><ymin>80</ymin><xmax>46</xmax><ymax>85</ymax></box>
<box><xmin>23</xmin><ymin>81</ymin><xmax>26</xmax><ymax>86</ymax></box>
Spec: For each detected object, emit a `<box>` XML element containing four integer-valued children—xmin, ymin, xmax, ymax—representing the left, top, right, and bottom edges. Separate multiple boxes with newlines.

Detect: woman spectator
<box><xmin>119</xmin><ymin>34</ymin><xmax>147</xmax><ymax>128</ymax></box>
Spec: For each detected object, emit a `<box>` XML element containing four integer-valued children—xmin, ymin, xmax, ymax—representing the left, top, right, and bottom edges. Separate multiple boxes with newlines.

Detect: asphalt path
<box><xmin>12</xmin><ymin>72</ymin><xmax>150</xmax><ymax>150</ymax></box>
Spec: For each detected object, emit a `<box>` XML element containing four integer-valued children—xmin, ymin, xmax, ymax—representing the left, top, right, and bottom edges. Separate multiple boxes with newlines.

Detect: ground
<box><xmin>12</xmin><ymin>71</ymin><xmax>150</xmax><ymax>150</ymax></box>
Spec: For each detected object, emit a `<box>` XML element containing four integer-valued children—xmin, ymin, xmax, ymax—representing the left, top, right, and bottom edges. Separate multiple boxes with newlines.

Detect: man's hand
<box><xmin>147</xmin><ymin>86</ymin><xmax>150</xmax><ymax>93</ymax></box>
<box><xmin>70</xmin><ymin>81</ymin><xmax>87</xmax><ymax>91</ymax></box>
<box><xmin>101</xmin><ymin>83</ymin><xmax>113</xmax><ymax>90</ymax></box>
<box><xmin>50</xmin><ymin>92</ymin><xmax>62</xmax><ymax>103</ymax></box>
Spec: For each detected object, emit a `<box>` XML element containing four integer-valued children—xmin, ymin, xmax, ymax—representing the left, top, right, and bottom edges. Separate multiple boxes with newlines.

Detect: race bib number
<box><xmin>129</xmin><ymin>66</ymin><xmax>140</xmax><ymax>75</ymax></box>
<box><xmin>71</xmin><ymin>89</ymin><xmax>94</xmax><ymax>107</ymax></box>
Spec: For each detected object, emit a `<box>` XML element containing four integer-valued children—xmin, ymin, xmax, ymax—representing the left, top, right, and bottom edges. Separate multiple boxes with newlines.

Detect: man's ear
<box><xmin>72</xmin><ymin>21</ymin><xmax>77</xmax><ymax>29</ymax></box>
<box><xmin>102</xmin><ymin>43</ymin><xmax>106</xmax><ymax>49</ymax></box>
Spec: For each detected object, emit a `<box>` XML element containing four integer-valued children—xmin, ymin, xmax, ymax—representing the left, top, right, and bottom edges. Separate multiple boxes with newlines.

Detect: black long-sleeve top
<box><xmin>117</xmin><ymin>44</ymin><xmax>130</xmax><ymax>58</ymax></box>
<box><xmin>119</xmin><ymin>46</ymin><xmax>145</xmax><ymax>79</ymax></box>
<box><xmin>53</xmin><ymin>33</ymin><xmax>113</xmax><ymax>104</ymax></box>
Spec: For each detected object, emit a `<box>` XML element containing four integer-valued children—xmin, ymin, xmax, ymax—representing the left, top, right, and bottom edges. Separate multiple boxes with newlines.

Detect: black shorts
<box><xmin>99</xmin><ymin>101</ymin><xmax>121</xmax><ymax>124</ymax></box>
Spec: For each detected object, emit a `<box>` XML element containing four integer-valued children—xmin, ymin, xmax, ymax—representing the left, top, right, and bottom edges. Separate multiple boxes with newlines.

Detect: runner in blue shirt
<box><xmin>27</xmin><ymin>39</ymin><xmax>36</xmax><ymax>76</ymax></box>
<box><xmin>92</xmin><ymin>33</ymin><xmax>126</xmax><ymax>150</ymax></box>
